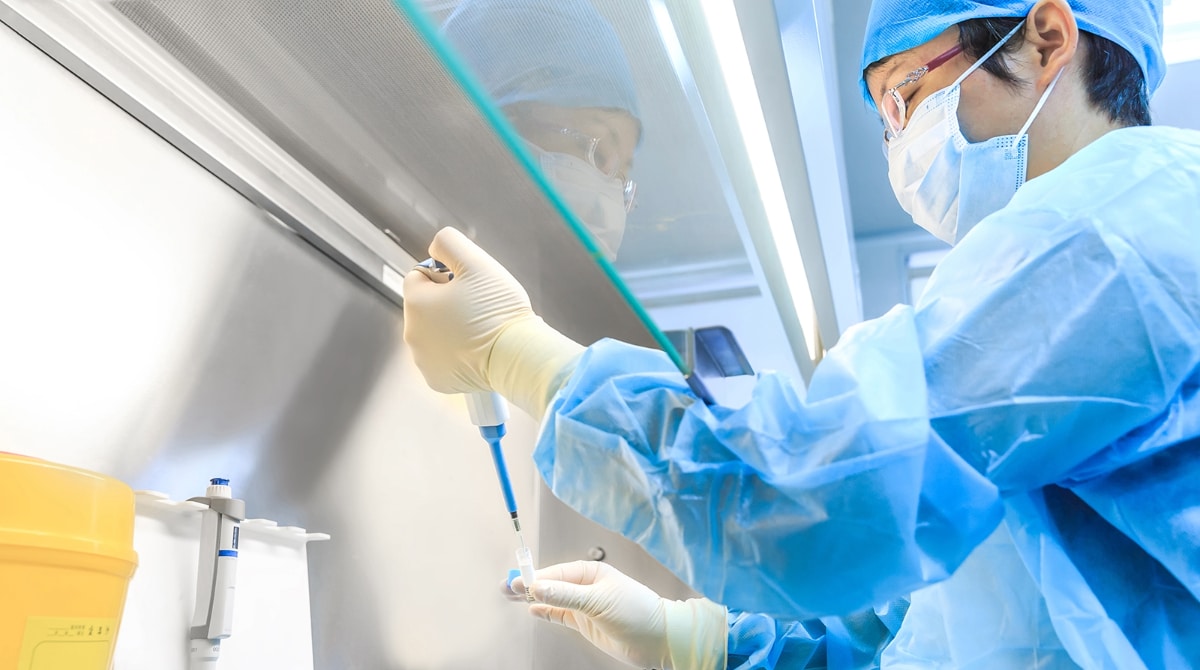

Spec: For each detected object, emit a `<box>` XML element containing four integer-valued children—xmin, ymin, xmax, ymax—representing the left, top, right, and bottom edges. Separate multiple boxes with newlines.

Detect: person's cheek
<box><xmin>956</xmin><ymin>102</ymin><xmax>987</xmax><ymax>143</ymax></box>
<box><xmin>958</xmin><ymin>77</ymin><xmax>1030</xmax><ymax>143</ymax></box>
<box><xmin>956</xmin><ymin>79</ymin><xmax>995</xmax><ymax>143</ymax></box>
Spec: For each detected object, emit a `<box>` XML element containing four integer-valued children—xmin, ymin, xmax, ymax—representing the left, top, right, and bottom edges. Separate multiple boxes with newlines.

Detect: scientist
<box><xmin>405</xmin><ymin>0</ymin><xmax>1200</xmax><ymax>668</ymax></box>
<box><xmin>440</xmin><ymin>0</ymin><xmax>641</xmax><ymax>259</ymax></box>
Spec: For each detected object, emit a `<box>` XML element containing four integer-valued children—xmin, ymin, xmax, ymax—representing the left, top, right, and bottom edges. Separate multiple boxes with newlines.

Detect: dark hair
<box><xmin>958</xmin><ymin>17</ymin><xmax>1151</xmax><ymax>127</ymax></box>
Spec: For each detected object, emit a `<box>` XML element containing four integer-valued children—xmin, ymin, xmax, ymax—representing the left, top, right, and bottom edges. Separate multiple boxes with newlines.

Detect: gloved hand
<box><xmin>511</xmin><ymin>561</ymin><xmax>727</xmax><ymax>670</ymax></box>
<box><xmin>402</xmin><ymin>227</ymin><xmax>584</xmax><ymax>418</ymax></box>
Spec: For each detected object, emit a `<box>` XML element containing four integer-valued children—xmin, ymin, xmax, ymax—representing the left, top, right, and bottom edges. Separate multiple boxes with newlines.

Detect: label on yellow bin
<box><xmin>18</xmin><ymin>617</ymin><xmax>118</xmax><ymax>670</ymax></box>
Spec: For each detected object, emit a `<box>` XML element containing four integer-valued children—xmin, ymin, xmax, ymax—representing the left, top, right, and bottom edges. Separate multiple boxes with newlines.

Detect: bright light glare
<box><xmin>1165</xmin><ymin>0</ymin><xmax>1200</xmax><ymax>65</ymax></box>
<box><xmin>697</xmin><ymin>0</ymin><xmax>820</xmax><ymax>360</ymax></box>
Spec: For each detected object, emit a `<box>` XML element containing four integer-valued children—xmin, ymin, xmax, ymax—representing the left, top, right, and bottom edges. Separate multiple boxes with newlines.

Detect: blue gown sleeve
<box><xmin>727</xmin><ymin>599</ymin><xmax>909</xmax><ymax>669</ymax></box>
<box><xmin>726</xmin><ymin>611</ymin><xmax>826</xmax><ymax>669</ymax></box>
<box><xmin>534</xmin><ymin>307</ymin><xmax>1004</xmax><ymax>619</ymax></box>
<box><xmin>534</xmin><ymin>190</ymin><xmax>1200</xmax><ymax>620</ymax></box>
<box><xmin>916</xmin><ymin>205</ymin><xmax>1200</xmax><ymax>491</ymax></box>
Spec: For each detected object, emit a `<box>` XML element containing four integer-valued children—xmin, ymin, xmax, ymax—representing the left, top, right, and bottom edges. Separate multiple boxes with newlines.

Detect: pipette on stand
<box><xmin>187</xmin><ymin>478</ymin><xmax>244</xmax><ymax>669</ymax></box>
<box><xmin>411</xmin><ymin>258</ymin><xmax>536</xmax><ymax>601</ymax></box>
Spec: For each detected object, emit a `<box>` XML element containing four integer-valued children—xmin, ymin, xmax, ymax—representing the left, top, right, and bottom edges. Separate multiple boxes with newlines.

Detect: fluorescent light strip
<box><xmin>698</xmin><ymin>0</ymin><xmax>820</xmax><ymax>360</ymax></box>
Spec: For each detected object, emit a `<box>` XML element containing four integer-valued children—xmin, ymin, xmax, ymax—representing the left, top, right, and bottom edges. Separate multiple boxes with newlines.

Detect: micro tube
<box><xmin>516</xmin><ymin>546</ymin><xmax>536</xmax><ymax>603</ymax></box>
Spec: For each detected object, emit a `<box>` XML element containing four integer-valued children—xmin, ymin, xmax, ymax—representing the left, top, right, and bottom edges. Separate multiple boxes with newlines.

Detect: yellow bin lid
<box><xmin>0</xmin><ymin>452</ymin><xmax>136</xmax><ymax>565</ymax></box>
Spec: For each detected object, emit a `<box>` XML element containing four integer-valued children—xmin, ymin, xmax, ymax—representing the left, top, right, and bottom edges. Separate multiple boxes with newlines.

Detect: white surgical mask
<box><xmin>886</xmin><ymin>22</ymin><xmax>1063</xmax><ymax>245</ymax></box>
<box><xmin>536</xmin><ymin>150</ymin><xmax>628</xmax><ymax>260</ymax></box>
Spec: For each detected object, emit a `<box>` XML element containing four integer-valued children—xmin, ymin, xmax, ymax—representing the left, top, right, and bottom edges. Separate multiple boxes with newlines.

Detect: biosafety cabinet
<box><xmin>0</xmin><ymin>0</ymin><xmax>858</xmax><ymax>667</ymax></box>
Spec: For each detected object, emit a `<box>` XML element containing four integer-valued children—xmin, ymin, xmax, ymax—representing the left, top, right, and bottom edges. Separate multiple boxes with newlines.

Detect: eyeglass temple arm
<box><xmin>927</xmin><ymin>44</ymin><xmax>964</xmax><ymax>71</ymax></box>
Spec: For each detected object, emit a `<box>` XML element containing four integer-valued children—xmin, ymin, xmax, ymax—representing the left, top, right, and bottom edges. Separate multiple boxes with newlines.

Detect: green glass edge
<box><xmin>391</xmin><ymin>0</ymin><xmax>689</xmax><ymax>374</ymax></box>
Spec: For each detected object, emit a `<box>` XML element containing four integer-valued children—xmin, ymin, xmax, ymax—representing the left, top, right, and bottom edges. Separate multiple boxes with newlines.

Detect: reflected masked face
<box><xmin>509</xmin><ymin>104</ymin><xmax>640</xmax><ymax>259</ymax></box>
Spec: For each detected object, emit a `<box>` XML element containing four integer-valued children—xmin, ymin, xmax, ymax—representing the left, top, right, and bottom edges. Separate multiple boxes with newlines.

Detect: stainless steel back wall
<box><xmin>1</xmin><ymin>16</ymin><xmax>690</xmax><ymax>669</ymax></box>
<box><xmin>1</xmin><ymin>19</ymin><xmax>543</xmax><ymax>668</ymax></box>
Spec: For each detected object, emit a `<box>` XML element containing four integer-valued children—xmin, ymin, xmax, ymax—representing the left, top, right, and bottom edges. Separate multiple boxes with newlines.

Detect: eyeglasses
<box><xmin>881</xmin><ymin>44</ymin><xmax>964</xmax><ymax>140</ymax></box>
<box><xmin>525</xmin><ymin>122</ymin><xmax>638</xmax><ymax>213</ymax></box>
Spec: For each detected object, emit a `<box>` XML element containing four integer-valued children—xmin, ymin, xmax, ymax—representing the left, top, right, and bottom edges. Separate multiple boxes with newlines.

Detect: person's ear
<box><xmin>1026</xmin><ymin>0</ymin><xmax>1080</xmax><ymax>88</ymax></box>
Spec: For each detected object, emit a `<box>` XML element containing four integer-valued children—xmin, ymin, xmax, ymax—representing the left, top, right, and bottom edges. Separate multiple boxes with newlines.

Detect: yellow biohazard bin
<box><xmin>0</xmin><ymin>452</ymin><xmax>137</xmax><ymax>670</ymax></box>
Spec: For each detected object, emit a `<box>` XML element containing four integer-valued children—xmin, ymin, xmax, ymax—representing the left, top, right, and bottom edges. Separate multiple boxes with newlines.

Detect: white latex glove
<box><xmin>402</xmin><ymin>227</ymin><xmax>584</xmax><ymax>418</ymax></box>
<box><xmin>511</xmin><ymin>561</ymin><xmax>727</xmax><ymax>670</ymax></box>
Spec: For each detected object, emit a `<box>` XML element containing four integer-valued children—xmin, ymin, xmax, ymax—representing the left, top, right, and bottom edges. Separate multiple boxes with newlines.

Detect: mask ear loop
<box><xmin>1011</xmin><ymin>66</ymin><xmax>1066</xmax><ymax>157</ymax></box>
<box><xmin>951</xmin><ymin>19</ymin><xmax>1027</xmax><ymax>88</ymax></box>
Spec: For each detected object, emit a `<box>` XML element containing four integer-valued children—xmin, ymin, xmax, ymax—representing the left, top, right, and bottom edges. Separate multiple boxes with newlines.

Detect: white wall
<box><xmin>1154</xmin><ymin>59</ymin><xmax>1200</xmax><ymax>131</ymax></box>
<box><xmin>853</xmin><ymin>230</ymin><xmax>948</xmax><ymax>320</ymax></box>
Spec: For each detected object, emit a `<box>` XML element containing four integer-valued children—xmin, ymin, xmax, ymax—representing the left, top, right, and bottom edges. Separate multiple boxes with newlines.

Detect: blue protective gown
<box><xmin>533</xmin><ymin>126</ymin><xmax>1200</xmax><ymax>668</ymax></box>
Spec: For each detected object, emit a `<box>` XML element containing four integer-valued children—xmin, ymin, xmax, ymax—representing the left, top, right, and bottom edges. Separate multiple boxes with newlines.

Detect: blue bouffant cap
<box><xmin>441</xmin><ymin>0</ymin><xmax>640</xmax><ymax>119</ymax></box>
<box><xmin>860</xmin><ymin>0</ymin><xmax>1165</xmax><ymax>109</ymax></box>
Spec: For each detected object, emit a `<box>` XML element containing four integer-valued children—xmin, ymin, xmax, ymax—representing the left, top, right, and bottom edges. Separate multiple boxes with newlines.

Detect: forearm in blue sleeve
<box><xmin>726</xmin><ymin>611</ymin><xmax>824</xmax><ymax>669</ymax></box>
<box><xmin>727</xmin><ymin>597</ymin><xmax>909</xmax><ymax>669</ymax></box>
<box><xmin>534</xmin><ymin>306</ymin><xmax>1002</xmax><ymax>619</ymax></box>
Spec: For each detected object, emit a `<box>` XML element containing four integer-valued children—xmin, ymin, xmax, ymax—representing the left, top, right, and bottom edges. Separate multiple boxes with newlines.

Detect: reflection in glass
<box><xmin>441</xmin><ymin>0</ymin><xmax>641</xmax><ymax>260</ymax></box>
<box><xmin>421</xmin><ymin>0</ymin><xmax>834</xmax><ymax>387</ymax></box>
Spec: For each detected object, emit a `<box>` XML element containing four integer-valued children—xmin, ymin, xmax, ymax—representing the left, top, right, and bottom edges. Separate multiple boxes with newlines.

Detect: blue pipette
<box><xmin>465</xmin><ymin>391</ymin><xmax>524</xmax><ymax>539</ymax></box>
<box><xmin>410</xmin><ymin>259</ymin><xmax>529</xmax><ymax>543</ymax></box>
<box><xmin>465</xmin><ymin>391</ymin><xmax>535</xmax><ymax>600</ymax></box>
